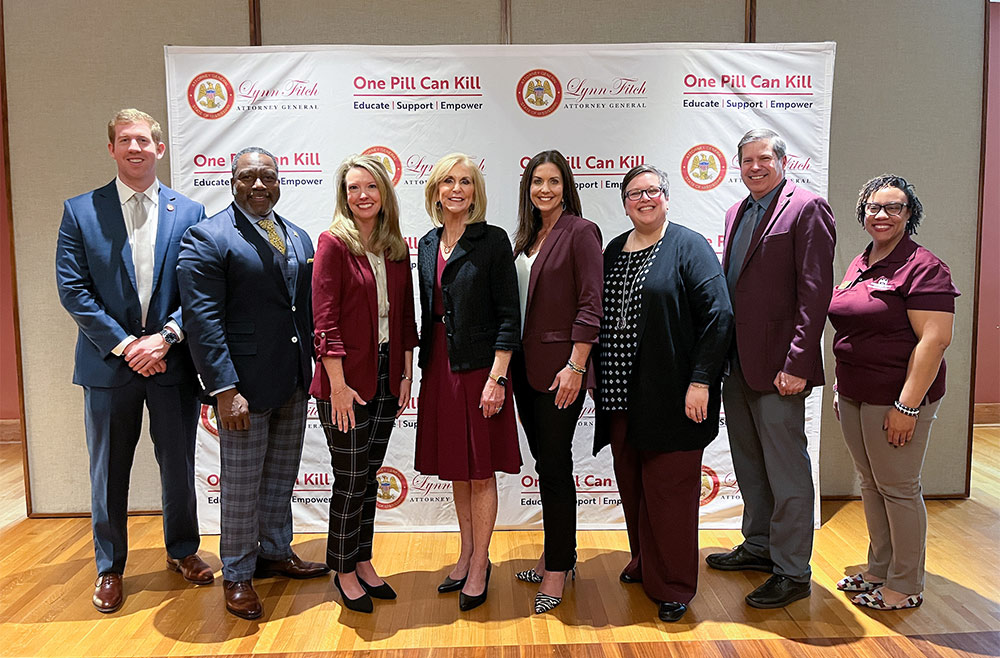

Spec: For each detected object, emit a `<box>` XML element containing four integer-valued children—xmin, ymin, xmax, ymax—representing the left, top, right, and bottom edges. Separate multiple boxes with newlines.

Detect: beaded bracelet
<box><xmin>566</xmin><ymin>360</ymin><xmax>587</xmax><ymax>375</ymax></box>
<box><xmin>893</xmin><ymin>400</ymin><xmax>920</xmax><ymax>417</ymax></box>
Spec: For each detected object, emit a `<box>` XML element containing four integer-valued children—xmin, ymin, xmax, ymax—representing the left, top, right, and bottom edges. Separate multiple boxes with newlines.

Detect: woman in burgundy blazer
<box><xmin>310</xmin><ymin>154</ymin><xmax>418</xmax><ymax>613</ymax></box>
<box><xmin>510</xmin><ymin>150</ymin><xmax>603</xmax><ymax>614</ymax></box>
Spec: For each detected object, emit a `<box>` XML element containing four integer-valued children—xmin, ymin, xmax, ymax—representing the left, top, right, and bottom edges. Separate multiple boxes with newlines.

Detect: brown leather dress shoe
<box><xmin>254</xmin><ymin>553</ymin><xmax>331</xmax><ymax>580</ymax></box>
<box><xmin>223</xmin><ymin>580</ymin><xmax>263</xmax><ymax>619</ymax></box>
<box><xmin>166</xmin><ymin>554</ymin><xmax>215</xmax><ymax>585</ymax></box>
<box><xmin>93</xmin><ymin>573</ymin><xmax>124</xmax><ymax>613</ymax></box>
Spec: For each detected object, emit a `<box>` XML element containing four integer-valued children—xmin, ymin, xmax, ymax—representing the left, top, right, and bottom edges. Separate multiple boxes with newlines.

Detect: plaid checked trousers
<box><xmin>217</xmin><ymin>386</ymin><xmax>308</xmax><ymax>582</ymax></box>
<box><xmin>316</xmin><ymin>347</ymin><xmax>400</xmax><ymax>573</ymax></box>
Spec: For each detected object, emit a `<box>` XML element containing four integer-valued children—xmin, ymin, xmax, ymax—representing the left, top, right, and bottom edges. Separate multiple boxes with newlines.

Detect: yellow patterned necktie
<box><xmin>258</xmin><ymin>217</ymin><xmax>286</xmax><ymax>255</ymax></box>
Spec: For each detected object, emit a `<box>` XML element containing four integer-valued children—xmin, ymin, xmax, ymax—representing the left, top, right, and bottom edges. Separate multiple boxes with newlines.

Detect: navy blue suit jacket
<box><xmin>56</xmin><ymin>180</ymin><xmax>206</xmax><ymax>388</ymax></box>
<box><xmin>177</xmin><ymin>203</ymin><xmax>314</xmax><ymax>411</ymax></box>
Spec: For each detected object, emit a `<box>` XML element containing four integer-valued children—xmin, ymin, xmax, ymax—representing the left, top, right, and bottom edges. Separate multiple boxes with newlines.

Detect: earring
<box><xmin>469</xmin><ymin>203</ymin><xmax>475</xmax><ymax>213</ymax></box>
<box><xmin>436</xmin><ymin>201</ymin><xmax>442</xmax><ymax>209</ymax></box>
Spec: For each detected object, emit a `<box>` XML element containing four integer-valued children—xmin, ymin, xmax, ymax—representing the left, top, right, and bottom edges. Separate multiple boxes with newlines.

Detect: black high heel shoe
<box><xmin>533</xmin><ymin>565</ymin><xmax>576</xmax><ymax>614</ymax></box>
<box><xmin>359</xmin><ymin>576</ymin><xmax>397</xmax><ymax>600</ymax></box>
<box><xmin>334</xmin><ymin>574</ymin><xmax>373</xmax><ymax>613</ymax></box>
<box><xmin>459</xmin><ymin>562</ymin><xmax>492</xmax><ymax>611</ymax></box>
<box><xmin>437</xmin><ymin>572</ymin><xmax>467</xmax><ymax>593</ymax></box>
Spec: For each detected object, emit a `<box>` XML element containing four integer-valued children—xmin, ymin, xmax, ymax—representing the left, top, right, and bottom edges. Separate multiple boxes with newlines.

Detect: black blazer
<box><xmin>417</xmin><ymin>222</ymin><xmax>520</xmax><ymax>371</ymax></box>
<box><xmin>593</xmin><ymin>223</ymin><xmax>734</xmax><ymax>455</ymax></box>
<box><xmin>178</xmin><ymin>204</ymin><xmax>314</xmax><ymax>411</ymax></box>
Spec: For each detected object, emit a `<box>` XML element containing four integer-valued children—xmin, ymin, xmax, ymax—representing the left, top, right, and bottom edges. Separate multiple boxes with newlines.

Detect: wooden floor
<box><xmin>0</xmin><ymin>430</ymin><xmax>998</xmax><ymax>658</ymax></box>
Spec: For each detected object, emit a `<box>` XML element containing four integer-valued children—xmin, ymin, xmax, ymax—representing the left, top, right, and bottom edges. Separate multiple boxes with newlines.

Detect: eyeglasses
<box><xmin>864</xmin><ymin>202</ymin><xmax>908</xmax><ymax>217</ymax></box>
<box><xmin>625</xmin><ymin>187</ymin><xmax>665</xmax><ymax>201</ymax></box>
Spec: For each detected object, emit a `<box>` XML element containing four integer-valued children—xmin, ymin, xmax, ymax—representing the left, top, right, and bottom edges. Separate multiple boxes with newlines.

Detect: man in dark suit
<box><xmin>177</xmin><ymin>147</ymin><xmax>329</xmax><ymax>620</ymax></box>
<box><xmin>56</xmin><ymin>109</ymin><xmax>213</xmax><ymax>614</ymax></box>
<box><xmin>706</xmin><ymin>128</ymin><xmax>835</xmax><ymax>608</ymax></box>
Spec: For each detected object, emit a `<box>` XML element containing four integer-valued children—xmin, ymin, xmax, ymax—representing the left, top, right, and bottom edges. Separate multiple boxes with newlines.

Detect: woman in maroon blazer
<box><xmin>510</xmin><ymin>150</ymin><xmax>603</xmax><ymax>614</ymax></box>
<box><xmin>310</xmin><ymin>154</ymin><xmax>418</xmax><ymax>613</ymax></box>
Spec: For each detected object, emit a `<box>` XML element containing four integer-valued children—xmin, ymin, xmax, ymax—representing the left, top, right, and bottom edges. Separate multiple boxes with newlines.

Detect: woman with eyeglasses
<box><xmin>510</xmin><ymin>150</ymin><xmax>603</xmax><ymax>614</ymax></box>
<box><xmin>592</xmin><ymin>165</ymin><xmax>733</xmax><ymax>623</ymax></box>
<box><xmin>828</xmin><ymin>175</ymin><xmax>958</xmax><ymax>611</ymax></box>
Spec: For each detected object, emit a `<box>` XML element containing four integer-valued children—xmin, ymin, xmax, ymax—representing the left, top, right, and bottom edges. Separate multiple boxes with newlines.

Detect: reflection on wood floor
<box><xmin>0</xmin><ymin>427</ymin><xmax>997</xmax><ymax>658</ymax></box>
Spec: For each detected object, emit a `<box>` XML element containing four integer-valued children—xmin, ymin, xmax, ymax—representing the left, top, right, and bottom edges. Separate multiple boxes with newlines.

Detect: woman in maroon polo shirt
<box><xmin>828</xmin><ymin>175</ymin><xmax>959</xmax><ymax>611</ymax></box>
<box><xmin>311</xmin><ymin>154</ymin><xmax>418</xmax><ymax>613</ymax></box>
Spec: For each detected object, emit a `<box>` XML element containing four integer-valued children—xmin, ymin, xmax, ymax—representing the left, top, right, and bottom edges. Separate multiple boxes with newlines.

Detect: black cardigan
<box><xmin>593</xmin><ymin>223</ymin><xmax>734</xmax><ymax>455</ymax></box>
<box><xmin>417</xmin><ymin>222</ymin><xmax>520</xmax><ymax>371</ymax></box>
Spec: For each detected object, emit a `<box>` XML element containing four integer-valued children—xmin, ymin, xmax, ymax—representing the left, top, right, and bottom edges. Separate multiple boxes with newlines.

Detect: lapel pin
<box><xmin>293</xmin><ymin>231</ymin><xmax>299</xmax><ymax>237</ymax></box>
<box><xmin>166</xmin><ymin>204</ymin><xmax>175</xmax><ymax>211</ymax></box>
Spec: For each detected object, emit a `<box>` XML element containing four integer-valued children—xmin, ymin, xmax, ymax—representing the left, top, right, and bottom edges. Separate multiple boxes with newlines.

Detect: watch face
<box><xmin>496</xmin><ymin>375</ymin><xmax>508</xmax><ymax>387</ymax></box>
<box><xmin>160</xmin><ymin>330</ymin><xmax>178</xmax><ymax>344</ymax></box>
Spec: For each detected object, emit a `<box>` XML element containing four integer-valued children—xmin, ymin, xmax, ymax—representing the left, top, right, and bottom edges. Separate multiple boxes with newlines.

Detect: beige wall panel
<box><xmin>511</xmin><ymin>0</ymin><xmax>744</xmax><ymax>43</ymax></box>
<box><xmin>757</xmin><ymin>1</ymin><xmax>984</xmax><ymax>495</ymax></box>
<box><xmin>261</xmin><ymin>0</ymin><xmax>503</xmax><ymax>45</ymax></box>
<box><xmin>5</xmin><ymin>0</ymin><xmax>249</xmax><ymax>513</ymax></box>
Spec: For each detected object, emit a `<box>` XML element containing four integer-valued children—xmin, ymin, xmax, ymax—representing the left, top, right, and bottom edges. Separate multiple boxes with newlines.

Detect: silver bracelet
<box><xmin>893</xmin><ymin>400</ymin><xmax>920</xmax><ymax>417</ymax></box>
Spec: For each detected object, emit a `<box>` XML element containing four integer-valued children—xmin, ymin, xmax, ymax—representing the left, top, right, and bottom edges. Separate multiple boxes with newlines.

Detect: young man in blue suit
<box><xmin>178</xmin><ymin>147</ymin><xmax>328</xmax><ymax>620</ymax></box>
<box><xmin>56</xmin><ymin>109</ymin><xmax>214</xmax><ymax>614</ymax></box>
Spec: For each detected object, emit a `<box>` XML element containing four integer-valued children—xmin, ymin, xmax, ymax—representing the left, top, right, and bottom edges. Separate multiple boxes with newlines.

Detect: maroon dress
<box><xmin>414</xmin><ymin>250</ymin><xmax>521</xmax><ymax>481</ymax></box>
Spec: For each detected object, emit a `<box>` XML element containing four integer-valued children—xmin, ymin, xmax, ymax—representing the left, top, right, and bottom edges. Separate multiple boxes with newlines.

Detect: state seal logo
<box><xmin>187</xmin><ymin>72</ymin><xmax>234</xmax><ymax>120</ymax></box>
<box><xmin>681</xmin><ymin>144</ymin><xmax>727</xmax><ymax>191</ymax></box>
<box><xmin>700</xmin><ymin>465</ymin><xmax>721</xmax><ymax>506</ymax></box>
<box><xmin>868</xmin><ymin>276</ymin><xmax>893</xmax><ymax>291</ymax></box>
<box><xmin>375</xmin><ymin>466</ymin><xmax>408</xmax><ymax>510</ymax></box>
<box><xmin>361</xmin><ymin>146</ymin><xmax>403</xmax><ymax>186</ymax></box>
<box><xmin>199</xmin><ymin>404</ymin><xmax>219</xmax><ymax>438</ymax></box>
<box><xmin>516</xmin><ymin>69</ymin><xmax>562</xmax><ymax>118</ymax></box>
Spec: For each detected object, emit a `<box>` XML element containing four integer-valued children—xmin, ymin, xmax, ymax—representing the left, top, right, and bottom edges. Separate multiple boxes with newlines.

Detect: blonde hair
<box><xmin>423</xmin><ymin>153</ymin><xmax>487</xmax><ymax>227</ymax></box>
<box><xmin>328</xmin><ymin>155</ymin><xmax>407</xmax><ymax>260</ymax></box>
<box><xmin>107</xmin><ymin>108</ymin><xmax>162</xmax><ymax>144</ymax></box>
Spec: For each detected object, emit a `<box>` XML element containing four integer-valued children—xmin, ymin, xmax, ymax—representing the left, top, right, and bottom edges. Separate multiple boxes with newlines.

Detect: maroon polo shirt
<box><xmin>828</xmin><ymin>235</ymin><xmax>959</xmax><ymax>406</ymax></box>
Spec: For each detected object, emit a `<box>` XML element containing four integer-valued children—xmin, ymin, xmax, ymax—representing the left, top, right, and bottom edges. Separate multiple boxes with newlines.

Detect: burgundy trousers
<box><xmin>609</xmin><ymin>411</ymin><xmax>704</xmax><ymax>604</ymax></box>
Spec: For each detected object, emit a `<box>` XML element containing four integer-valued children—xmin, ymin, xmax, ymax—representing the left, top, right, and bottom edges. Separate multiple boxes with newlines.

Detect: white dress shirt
<box><xmin>110</xmin><ymin>178</ymin><xmax>182</xmax><ymax>356</ymax></box>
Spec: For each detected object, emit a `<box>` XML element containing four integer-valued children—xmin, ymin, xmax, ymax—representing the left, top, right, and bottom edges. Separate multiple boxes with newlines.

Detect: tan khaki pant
<box><xmin>838</xmin><ymin>395</ymin><xmax>941</xmax><ymax>594</ymax></box>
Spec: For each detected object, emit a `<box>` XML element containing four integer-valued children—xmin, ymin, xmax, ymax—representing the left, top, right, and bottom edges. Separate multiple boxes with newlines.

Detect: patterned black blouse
<box><xmin>598</xmin><ymin>241</ymin><xmax>661</xmax><ymax>410</ymax></box>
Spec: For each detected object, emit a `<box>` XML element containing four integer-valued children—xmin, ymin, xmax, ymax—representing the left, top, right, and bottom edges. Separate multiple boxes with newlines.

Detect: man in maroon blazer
<box><xmin>706</xmin><ymin>128</ymin><xmax>835</xmax><ymax>609</ymax></box>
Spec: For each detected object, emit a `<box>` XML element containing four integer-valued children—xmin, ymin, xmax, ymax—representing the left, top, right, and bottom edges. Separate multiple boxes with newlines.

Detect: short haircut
<box><xmin>231</xmin><ymin>146</ymin><xmax>279</xmax><ymax>176</ymax></box>
<box><xmin>737</xmin><ymin>128</ymin><xmax>786</xmax><ymax>161</ymax></box>
<box><xmin>107</xmin><ymin>108</ymin><xmax>162</xmax><ymax>144</ymax></box>
<box><xmin>856</xmin><ymin>174</ymin><xmax>924</xmax><ymax>235</ymax></box>
<box><xmin>423</xmin><ymin>153</ymin><xmax>487</xmax><ymax>226</ymax></box>
<box><xmin>620</xmin><ymin>164</ymin><xmax>670</xmax><ymax>206</ymax></box>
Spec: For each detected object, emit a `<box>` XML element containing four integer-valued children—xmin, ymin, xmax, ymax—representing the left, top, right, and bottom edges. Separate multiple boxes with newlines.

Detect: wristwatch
<box><xmin>488</xmin><ymin>372</ymin><xmax>508</xmax><ymax>387</ymax></box>
<box><xmin>159</xmin><ymin>328</ymin><xmax>180</xmax><ymax>345</ymax></box>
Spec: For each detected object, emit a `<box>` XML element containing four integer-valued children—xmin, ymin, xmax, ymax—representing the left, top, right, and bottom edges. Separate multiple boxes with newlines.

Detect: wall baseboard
<box><xmin>974</xmin><ymin>403</ymin><xmax>1000</xmax><ymax>425</ymax></box>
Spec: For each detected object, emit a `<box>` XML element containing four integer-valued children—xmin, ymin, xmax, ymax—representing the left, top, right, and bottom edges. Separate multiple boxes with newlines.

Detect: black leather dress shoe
<box><xmin>437</xmin><ymin>573</ymin><xmax>467</xmax><ymax>593</ymax></box>
<box><xmin>745</xmin><ymin>574</ymin><xmax>811</xmax><ymax>608</ymax></box>
<box><xmin>705</xmin><ymin>545</ymin><xmax>775</xmax><ymax>572</ymax></box>
<box><xmin>658</xmin><ymin>601</ymin><xmax>687</xmax><ymax>622</ymax></box>
<box><xmin>459</xmin><ymin>562</ymin><xmax>492</xmax><ymax>611</ymax></box>
<box><xmin>359</xmin><ymin>577</ymin><xmax>397</xmax><ymax>600</ymax></box>
<box><xmin>619</xmin><ymin>571</ymin><xmax>642</xmax><ymax>584</ymax></box>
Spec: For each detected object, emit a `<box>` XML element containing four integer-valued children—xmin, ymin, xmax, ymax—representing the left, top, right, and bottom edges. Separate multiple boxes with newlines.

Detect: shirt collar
<box><xmin>861</xmin><ymin>233</ymin><xmax>918</xmax><ymax>269</ymax></box>
<box><xmin>748</xmin><ymin>182</ymin><xmax>782</xmax><ymax>213</ymax></box>
<box><xmin>115</xmin><ymin>177</ymin><xmax>159</xmax><ymax>206</ymax></box>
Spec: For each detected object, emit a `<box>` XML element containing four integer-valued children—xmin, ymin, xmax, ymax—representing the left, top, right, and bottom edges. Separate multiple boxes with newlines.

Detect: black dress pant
<box><xmin>511</xmin><ymin>352</ymin><xmax>585</xmax><ymax>572</ymax></box>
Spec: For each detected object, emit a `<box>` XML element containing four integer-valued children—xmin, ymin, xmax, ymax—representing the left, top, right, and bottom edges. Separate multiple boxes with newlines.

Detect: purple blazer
<box><xmin>519</xmin><ymin>212</ymin><xmax>603</xmax><ymax>391</ymax></box>
<box><xmin>722</xmin><ymin>179</ymin><xmax>836</xmax><ymax>392</ymax></box>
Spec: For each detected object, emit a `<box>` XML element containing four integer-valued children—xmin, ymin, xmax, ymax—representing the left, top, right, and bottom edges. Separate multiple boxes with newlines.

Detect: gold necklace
<box><xmin>441</xmin><ymin>230</ymin><xmax>464</xmax><ymax>255</ymax></box>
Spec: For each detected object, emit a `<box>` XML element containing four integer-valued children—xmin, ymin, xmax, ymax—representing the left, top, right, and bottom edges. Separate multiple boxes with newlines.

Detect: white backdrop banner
<box><xmin>164</xmin><ymin>42</ymin><xmax>835</xmax><ymax>533</ymax></box>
